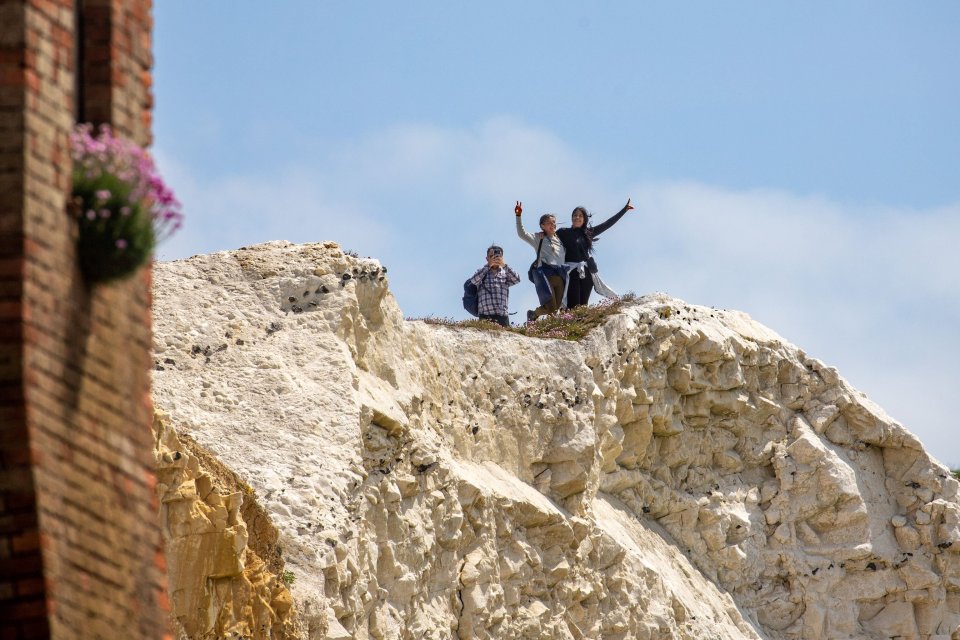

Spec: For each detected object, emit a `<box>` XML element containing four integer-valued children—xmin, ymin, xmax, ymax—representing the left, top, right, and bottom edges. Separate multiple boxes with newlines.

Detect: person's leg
<box><xmin>568</xmin><ymin>271</ymin><xmax>595</xmax><ymax>307</ymax></box>
<box><xmin>578</xmin><ymin>271</ymin><xmax>594</xmax><ymax>306</ymax></box>
<box><xmin>566</xmin><ymin>273</ymin><xmax>583</xmax><ymax>308</ymax></box>
<box><xmin>479</xmin><ymin>313</ymin><xmax>509</xmax><ymax>327</ymax></box>
<box><xmin>532</xmin><ymin>269</ymin><xmax>553</xmax><ymax>306</ymax></box>
<box><xmin>546</xmin><ymin>274</ymin><xmax>565</xmax><ymax>313</ymax></box>
<box><xmin>532</xmin><ymin>274</ymin><xmax>564</xmax><ymax>318</ymax></box>
<box><xmin>531</xmin><ymin>301</ymin><xmax>550</xmax><ymax>319</ymax></box>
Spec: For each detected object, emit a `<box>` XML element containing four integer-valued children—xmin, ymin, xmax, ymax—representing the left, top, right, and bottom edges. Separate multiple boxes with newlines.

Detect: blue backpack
<box><xmin>462</xmin><ymin>270</ymin><xmax>488</xmax><ymax>317</ymax></box>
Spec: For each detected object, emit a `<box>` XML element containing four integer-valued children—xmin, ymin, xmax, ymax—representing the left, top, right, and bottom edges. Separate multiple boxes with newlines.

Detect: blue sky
<box><xmin>153</xmin><ymin>2</ymin><xmax>960</xmax><ymax>466</ymax></box>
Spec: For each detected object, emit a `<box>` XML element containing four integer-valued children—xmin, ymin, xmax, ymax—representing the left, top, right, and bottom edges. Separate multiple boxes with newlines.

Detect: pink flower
<box><xmin>71</xmin><ymin>123</ymin><xmax>183</xmax><ymax>246</ymax></box>
<box><xmin>115</xmin><ymin>239</ymin><xmax>127</xmax><ymax>250</ymax></box>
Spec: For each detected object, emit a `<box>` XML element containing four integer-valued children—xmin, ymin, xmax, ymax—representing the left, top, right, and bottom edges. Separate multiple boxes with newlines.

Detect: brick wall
<box><xmin>0</xmin><ymin>0</ymin><xmax>169</xmax><ymax>638</ymax></box>
<box><xmin>80</xmin><ymin>0</ymin><xmax>154</xmax><ymax>145</ymax></box>
<box><xmin>0</xmin><ymin>1</ymin><xmax>49</xmax><ymax>635</ymax></box>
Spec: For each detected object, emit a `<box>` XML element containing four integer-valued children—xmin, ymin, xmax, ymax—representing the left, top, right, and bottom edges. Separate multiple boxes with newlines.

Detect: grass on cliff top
<box><xmin>414</xmin><ymin>293</ymin><xmax>638</xmax><ymax>341</ymax></box>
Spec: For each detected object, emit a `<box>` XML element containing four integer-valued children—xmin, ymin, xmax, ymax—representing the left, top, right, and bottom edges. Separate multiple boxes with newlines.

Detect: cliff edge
<box><xmin>151</xmin><ymin>241</ymin><xmax>960</xmax><ymax>640</ymax></box>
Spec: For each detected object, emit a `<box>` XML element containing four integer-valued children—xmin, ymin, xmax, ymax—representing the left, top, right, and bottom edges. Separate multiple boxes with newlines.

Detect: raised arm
<box><xmin>591</xmin><ymin>198</ymin><xmax>635</xmax><ymax>237</ymax></box>
<box><xmin>515</xmin><ymin>201</ymin><xmax>539</xmax><ymax>249</ymax></box>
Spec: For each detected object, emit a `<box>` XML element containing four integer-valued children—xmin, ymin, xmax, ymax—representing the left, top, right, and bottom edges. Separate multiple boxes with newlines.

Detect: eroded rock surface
<box><xmin>152</xmin><ymin>241</ymin><xmax>960</xmax><ymax>639</ymax></box>
<box><xmin>154</xmin><ymin>412</ymin><xmax>298</xmax><ymax>639</ymax></box>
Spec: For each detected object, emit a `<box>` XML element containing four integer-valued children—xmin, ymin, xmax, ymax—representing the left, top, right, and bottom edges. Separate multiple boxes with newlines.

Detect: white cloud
<box><xmin>151</xmin><ymin>150</ymin><xmax>390</xmax><ymax>262</ymax></box>
<box><xmin>152</xmin><ymin>119</ymin><xmax>960</xmax><ymax>467</ymax></box>
<box><xmin>598</xmin><ymin>182</ymin><xmax>959</xmax><ymax>466</ymax></box>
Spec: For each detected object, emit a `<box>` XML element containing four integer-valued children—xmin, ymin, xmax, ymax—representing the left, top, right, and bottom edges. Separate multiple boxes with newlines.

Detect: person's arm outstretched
<box><xmin>515</xmin><ymin>200</ymin><xmax>538</xmax><ymax>248</ymax></box>
<box><xmin>591</xmin><ymin>198</ymin><xmax>635</xmax><ymax>237</ymax></box>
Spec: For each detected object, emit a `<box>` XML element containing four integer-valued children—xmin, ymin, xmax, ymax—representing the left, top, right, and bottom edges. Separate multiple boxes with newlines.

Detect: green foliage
<box><xmin>73</xmin><ymin>173</ymin><xmax>155</xmax><ymax>284</ymax></box>
<box><xmin>417</xmin><ymin>293</ymin><xmax>638</xmax><ymax>341</ymax></box>
<box><xmin>70</xmin><ymin>124</ymin><xmax>182</xmax><ymax>285</ymax></box>
<box><xmin>282</xmin><ymin>570</ymin><xmax>295</xmax><ymax>586</ymax></box>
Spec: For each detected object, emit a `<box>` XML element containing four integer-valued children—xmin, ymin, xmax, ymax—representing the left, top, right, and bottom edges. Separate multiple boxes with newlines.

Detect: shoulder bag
<box><xmin>527</xmin><ymin>236</ymin><xmax>545</xmax><ymax>283</ymax></box>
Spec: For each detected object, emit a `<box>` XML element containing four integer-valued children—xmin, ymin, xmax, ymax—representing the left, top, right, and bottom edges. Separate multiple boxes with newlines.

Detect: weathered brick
<box><xmin>3</xmin><ymin>597</ymin><xmax>46</xmax><ymax>621</ymax></box>
<box><xmin>17</xmin><ymin>619</ymin><xmax>51</xmax><ymax>640</ymax></box>
<box><xmin>0</xmin><ymin>553</ymin><xmax>43</xmax><ymax>577</ymax></box>
<box><xmin>11</xmin><ymin>530</ymin><xmax>39</xmax><ymax>554</ymax></box>
<box><xmin>0</xmin><ymin>490</ymin><xmax>34</xmax><ymax>511</ymax></box>
<box><xmin>0</xmin><ymin>465</ymin><xmax>33</xmax><ymax>492</ymax></box>
<box><xmin>15</xmin><ymin>578</ymin><xmax>44</xmax><ymax>597</ymax></box>
<box><xmin>0</xmin><ymin>300</ymin><xmax>20</xmax><ymax>319</ymax></box>
<box><xmin>0</xmin><ymin>446</ymin><xmax>32</xmax><ymax>467</ymax></box>
<box><xmin>0</xmin><ymin>256</ymin><xmax>23</xmax><ymax>277</ymax></box>
<box><xmin>2</xmin><ymin>1</ymin><xmax>168</xmax><ymax>635</ymax></box>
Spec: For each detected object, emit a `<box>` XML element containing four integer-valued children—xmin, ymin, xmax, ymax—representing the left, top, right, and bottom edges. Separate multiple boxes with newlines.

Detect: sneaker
<box><xmin>526</xmin><ymin>310</ymin><xmax>536</xmax><ymax>322</ymax></box>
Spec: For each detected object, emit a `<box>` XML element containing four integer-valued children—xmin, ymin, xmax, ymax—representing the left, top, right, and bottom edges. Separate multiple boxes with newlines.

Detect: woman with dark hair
<box><xmin>556</xmin><ymin>198</ymin><xmax>634</xmax><ymax>308</ymax></box>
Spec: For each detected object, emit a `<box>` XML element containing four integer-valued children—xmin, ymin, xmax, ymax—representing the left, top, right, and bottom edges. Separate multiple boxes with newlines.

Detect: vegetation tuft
<box><xmin>414</xmin><ymin>293</ymin><xmax>638</xmax><ymax>341</ymax></box>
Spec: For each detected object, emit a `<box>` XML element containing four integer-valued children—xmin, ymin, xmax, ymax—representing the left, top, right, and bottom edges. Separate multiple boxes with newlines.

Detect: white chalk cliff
<box><xmin>151</xmin><ymin>241</ymin><xmax>960</xmax><ymax>640</ymax></box>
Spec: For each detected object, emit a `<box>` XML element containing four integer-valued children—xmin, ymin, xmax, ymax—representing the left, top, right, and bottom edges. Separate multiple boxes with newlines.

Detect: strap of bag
<box><xmin>535</xmin><ymin>236</ymin><xmax>545</xmax><ymax>267</ymax></box>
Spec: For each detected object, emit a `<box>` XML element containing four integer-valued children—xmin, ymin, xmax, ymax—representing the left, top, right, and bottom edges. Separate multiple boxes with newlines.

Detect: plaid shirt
<box><xmin>470</xmin><ymin>265</ymin><xmax>520</xmax><ymax>316</ymax></box>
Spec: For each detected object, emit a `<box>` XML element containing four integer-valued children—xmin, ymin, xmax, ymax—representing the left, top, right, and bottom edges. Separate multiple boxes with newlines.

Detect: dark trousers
<box><xmin>479</xmin><ymin>313</ymin><xmax>509</xmax><ymax>327</ymax></box>
<box><xmin>532</xmin><ymin>274</ymin><xmax>565</xmax><ymax>319</ymax></box>
<box><xmin>566</xmin><ymin>270</ymin><xmax>594</xmax><ymax>308</ymax></box>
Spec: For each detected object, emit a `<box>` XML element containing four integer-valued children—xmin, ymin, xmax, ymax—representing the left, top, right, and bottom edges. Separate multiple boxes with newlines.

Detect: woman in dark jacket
<box><xmin>556</xmin><ymin>198</ymin><xmax>634</xmax><ymax>308</ymax></box>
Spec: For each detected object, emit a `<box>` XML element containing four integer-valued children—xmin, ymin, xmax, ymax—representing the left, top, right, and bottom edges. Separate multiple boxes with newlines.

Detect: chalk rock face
<box><xmin>154</xmin><ymin>412</ymin><xmax>298</xmax><ymax>639</ymax></box>
<box><xmin>152</xmin><ymin>241</ymin><xmax>960</xmax><ymax>640</ymax></box>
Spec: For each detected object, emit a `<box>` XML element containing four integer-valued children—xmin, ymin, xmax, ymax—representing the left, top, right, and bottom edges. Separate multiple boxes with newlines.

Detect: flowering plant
<box><xmin>70</xmin><ymin>124</ymin><xmax>183</xmax><ymax>284</ymax></box>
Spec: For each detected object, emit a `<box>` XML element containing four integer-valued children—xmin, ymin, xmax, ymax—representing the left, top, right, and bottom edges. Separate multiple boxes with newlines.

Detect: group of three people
<box><xmin>469</xmin><ymin>199</ymin><xmax>636</xmax><ymax>327</ymax></box>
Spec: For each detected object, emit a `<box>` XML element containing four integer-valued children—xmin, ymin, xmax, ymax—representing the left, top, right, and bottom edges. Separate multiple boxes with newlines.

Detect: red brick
<box><xmin>0</xmin><ymin>301</ymin><xmax>21</xmax><ymax>319</ymax></box>
<box><xmin>0</xmin><ymin>65</ymin><xmax>26</xmax><ymax>87</ymax></box>
<box><xmin>0</xmin><ymin>384</ymin><xmax>24</xmax><ymax>403</ymax></box>
<box><xmin>0</xmin><ymin>49</ymin><xmax>25</xmax><ymax>65</ymax></box>
<box><xmin>0</xmin><ymin>465</ymin><xmax>32</xmax><ymax>491</ymax></box>
<box><xmin>0</xmin><ymin>447</ymin><xmax>32</xmax><ymax>467</ymax></box>
<box><xmin>3</xmin><ymin>1</ymin><xmax>170</xmax><ymax>635</ymax></box>
<box><xmin>17</xmin><ymin>619</ymin><xmax>51</xmax><ymax>639</ymax></box>
<box><xmin>15</xmin><ymin>577</ymin><xmax>44</xmax><ymax>597</ymax></box>
<box><xmin>0</xmin><ymin>258</ymin><xmax>23</xmax><ymax>278</ymax></box>
<box><xmin>0</xmin><ymin>321</ymin><xmax>23</xmax><ymax>340</ymax></box>
<box><xmin>152</xmin><ymin>546</ymin><xmax>165</xmax><ymax>572</ymax></box>
<box><xmin>0</xmin><ymin>490</ymin><xmax>35</xmax><ymax>511</ymax></box>
<box><xmin>3</xmin><ymin>597</ymin><xmax>45</xmax><ymax>620</ymax></box>
<box><xmin>11</xmin><ymin>530</ymin><xmax>39</xmax><ymax>553</ymax></box>
<box><xmin>154</xmin><ymin>586</ymin><xmax>169</xmax><ymax>613</ymax></box>
<box><xmin>0</xmin><ymin>554</ymin><xmax>43</xmax><ymax>577</ymax></box>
